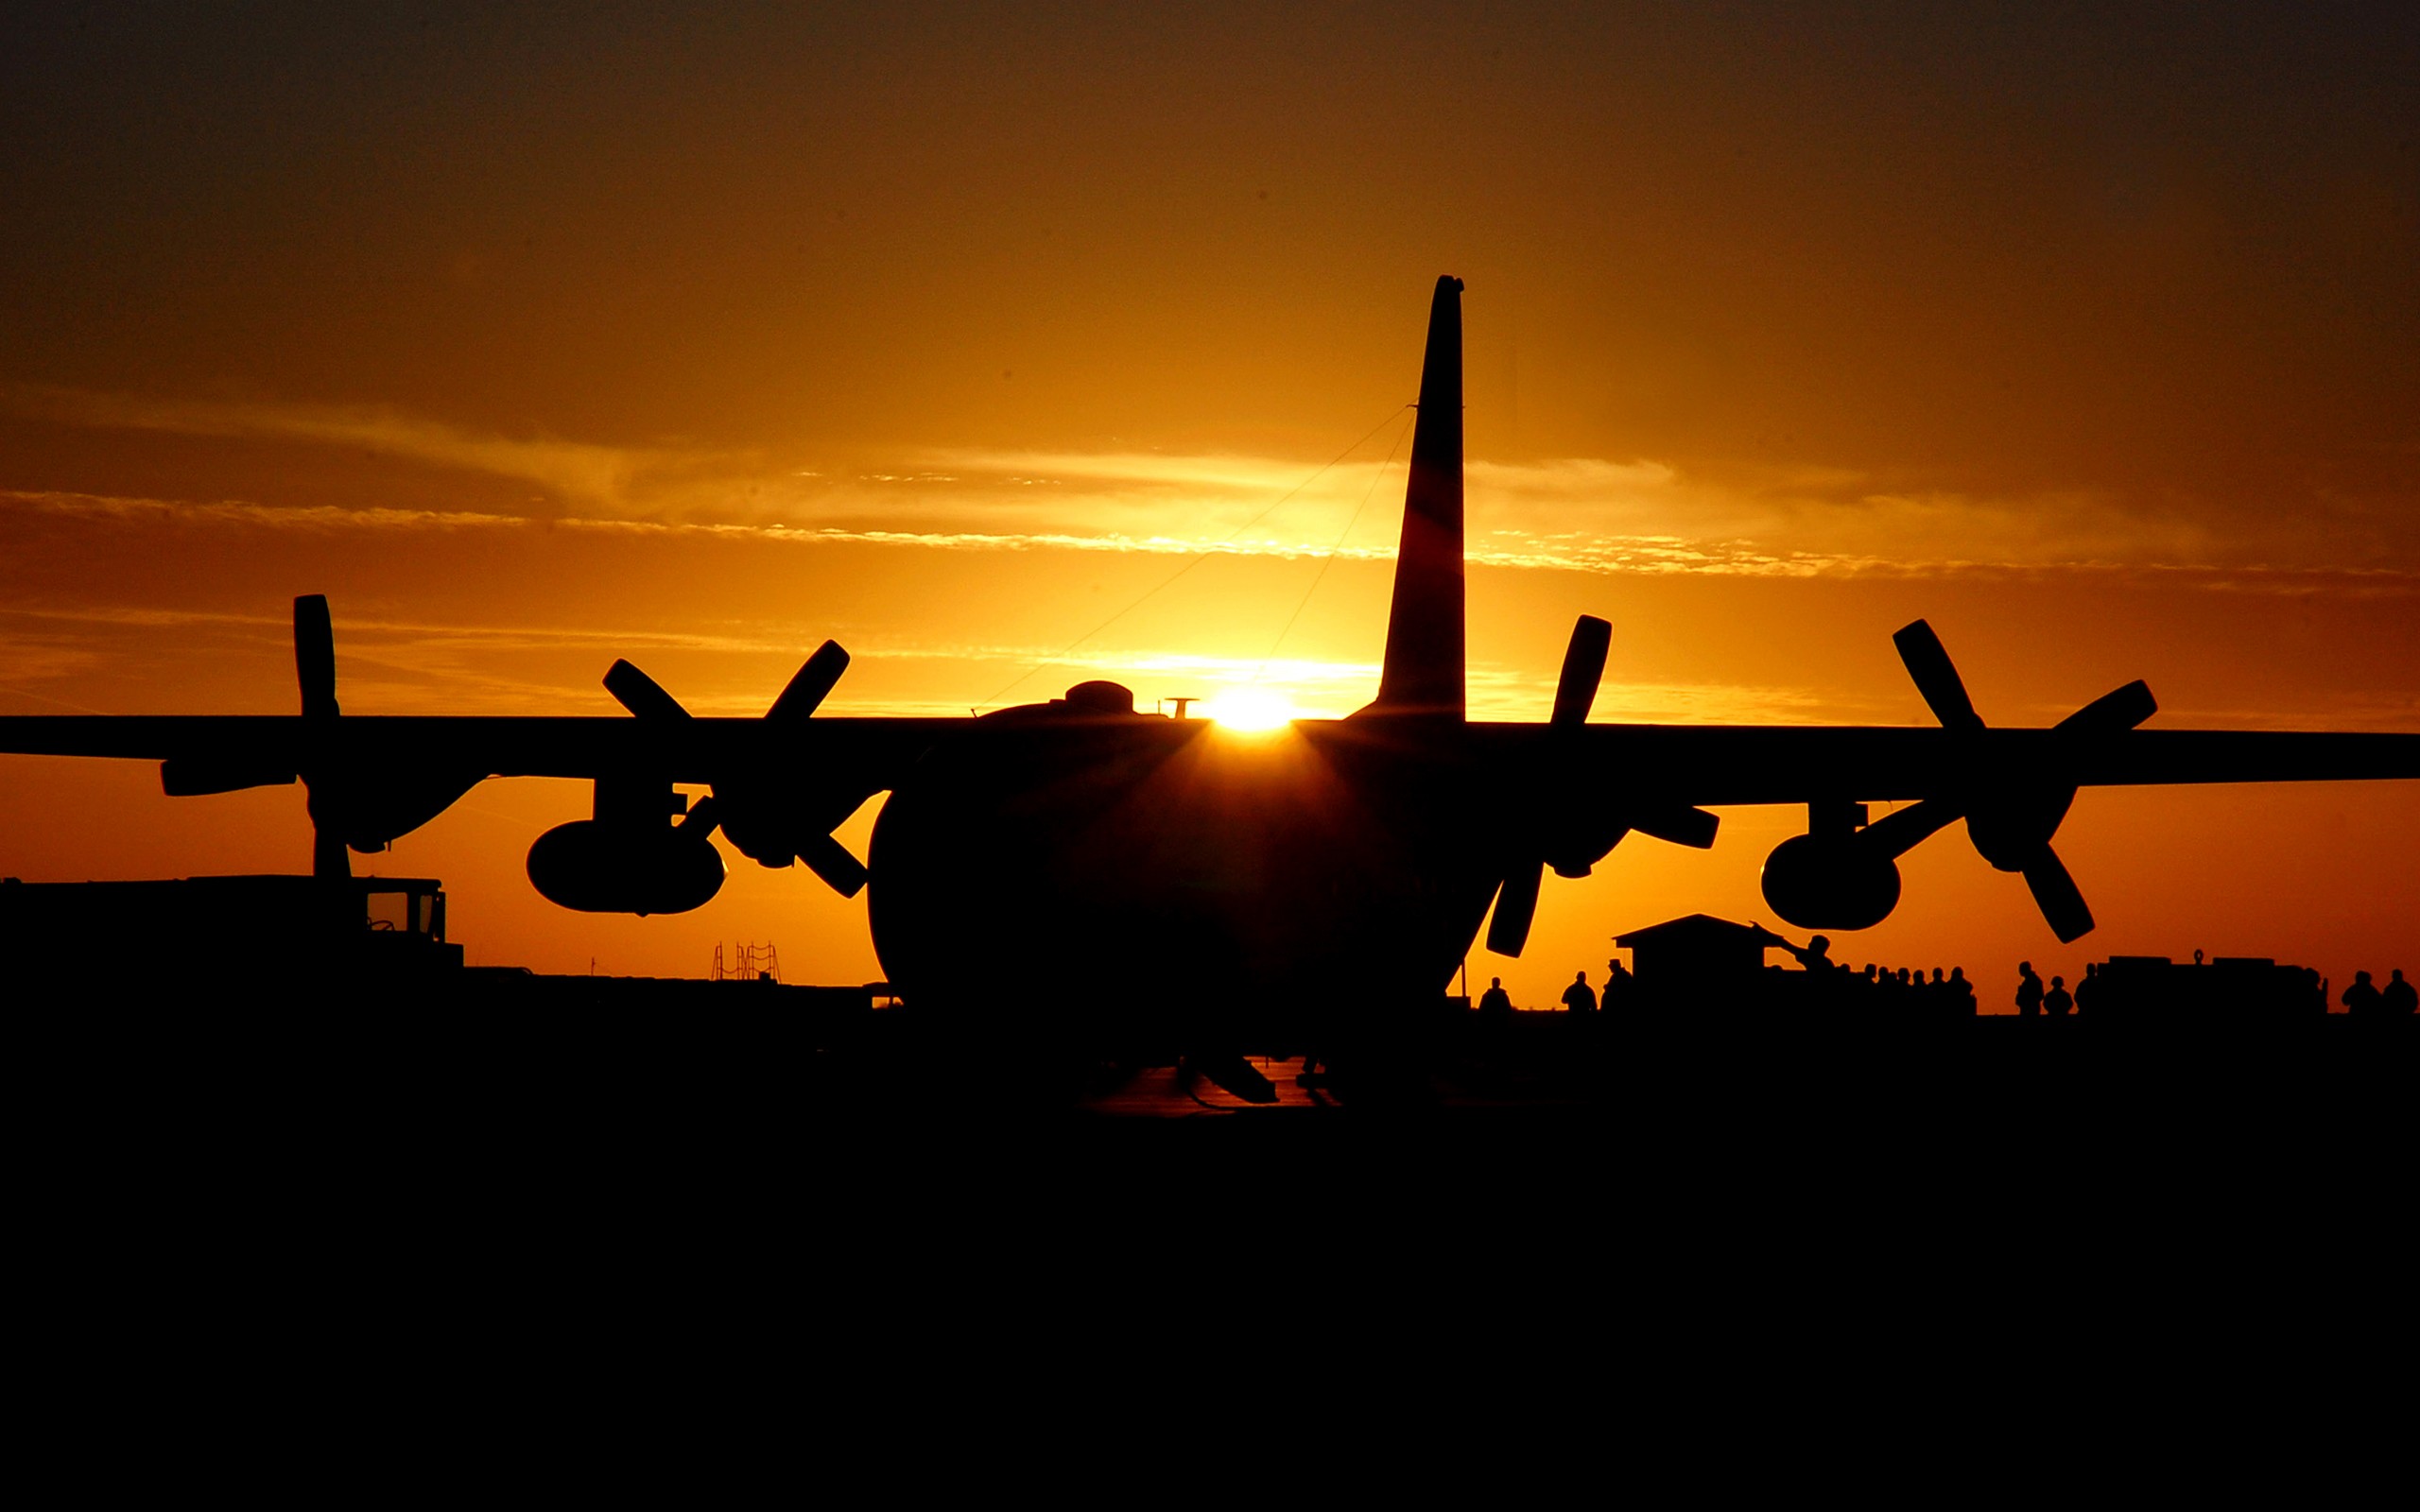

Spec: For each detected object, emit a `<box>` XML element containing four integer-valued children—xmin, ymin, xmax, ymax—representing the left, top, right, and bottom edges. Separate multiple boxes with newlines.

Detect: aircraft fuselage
<box><xmin>866</xmin><ymin>701</ymin><xmax>1500</xmax><ymax>1055</ymax></box>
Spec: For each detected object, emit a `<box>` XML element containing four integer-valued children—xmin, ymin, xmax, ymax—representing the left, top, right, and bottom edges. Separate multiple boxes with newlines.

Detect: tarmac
<box><xmin>20</xmin><ymin>1002</ymin><xmax>2409</xmax><ymax>1364</ymax></box>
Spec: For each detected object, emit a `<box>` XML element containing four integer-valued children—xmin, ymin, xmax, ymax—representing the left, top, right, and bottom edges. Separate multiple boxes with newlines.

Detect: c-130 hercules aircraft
<box><xmin>4</xmin><ymin>277</ymin><xmax>2415</xmax><ymax>1073</ymax></box>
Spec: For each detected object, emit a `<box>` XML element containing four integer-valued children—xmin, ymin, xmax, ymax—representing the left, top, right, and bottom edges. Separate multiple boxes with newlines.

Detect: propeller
<box><xmin>1483</xmin><ymin>615</ymin><xmax>1719</xmax><ymax>957</ymax></box>
<box><xmin>603</xmin><ymin>644</ymin><xmax>871</xmax><ymax>898</ymax></box>
<box><xmin>295</xmin><ymin>594</ymin><xmax>350</xmax><ymax>878</ymax></box>
<box><xmin>158</xmin><ymin>595</ymin><xmax>481</xmax><ymax>878</ymax></box>
<box><xmin>1856</xmin><ymin>620</ymin><xmax>2155</xmax><ymax>943</ymax></box>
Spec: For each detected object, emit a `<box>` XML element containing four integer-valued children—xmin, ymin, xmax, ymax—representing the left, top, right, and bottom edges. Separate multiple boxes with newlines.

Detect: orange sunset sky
<box><xmin>3</xmin><ymin>4</ymin><xmax>2414</xmax><ymax>1007</ymax></box>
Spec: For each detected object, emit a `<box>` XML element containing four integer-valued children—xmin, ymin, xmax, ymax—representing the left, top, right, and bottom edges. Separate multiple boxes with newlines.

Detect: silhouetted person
<box><xmin>2015</xmin><ymin>962</ymin><xmax>2045</xmax><ymax>1017</ymax></box>
<box><xmin>1562</xmin><ymin>971</ymin><xmax>1597</xmax><ymax>1016</ymax></box>
<box><xmin>1948</xmin><ymin>967</ymin><xmax>1976</xmax><ymax>1016</ymax></box>
<box><xmin>2384</xmin><ymin>969</ymin><xmax>2417</xmax><ymax>1016</ymax></box>
<box><xmin>1752</xmin><ymin>925</ymin><xmax>1840</xmax><ymax>980</ymax></box>
<box><xmin>1478</xmin><ymin>975</ymin><xmax>1512</xmax><ymax>1020</ymax></box>
<box><xmin>2342</xmin><ymin>971</ymin><xmax>2382</xmax><ymax>1017</ymax></box>
<box><xmin>1601</xmin><ymin>959</ymin><xmax>1634</xmax><ymax>1012</ymax></box>
<box><xmin>2075</xmin><ymin>962</ymin><xmax>2100</xmax><ymax>1016</ymax></box>
<box><xmin>2045</xmin><ymin>974</ymin><xmax>2073</xmax><ymax>1017</ymax></box>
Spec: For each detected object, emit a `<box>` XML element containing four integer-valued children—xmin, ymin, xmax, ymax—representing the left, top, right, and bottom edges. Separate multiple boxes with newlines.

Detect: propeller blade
<box><xmin>767</xmin><ymin>642</ymin><xmax>851</xmax><ymax>724</ymax></box>
<box><xmin>1858</xmin><ymin>798</ymin><xmax>1966</xmax><ymax>861</ymax></box>
<box><xmin>2056</xmin><ymin>679</ymin><xmax>2156</xmax><ymax>737</ymax></box>
<box><xmin>295</xmin><ymin>595</ymin><xmax>339</xmax><ymax>720</ymax></box>
<box><xmin>604</xmin><ymin>660</ymin><xmax>692</xmax><ymax>721</ymax></box>
<box><xmin>1631</xmin><ymin>805</ymin><xmax>1720</xmax><ymax>850</ymax></box>
<box><xmin>1486</xmin><ymin>862</ymin><xmax>1544</xmax><ymax>957</ymax></box>
<box><xmin>796</xmin><ymin>831</ymin><xmax>869</xmax><ymax>898</ymax></box>
<box><xmin>679</xmin><ymin>794</ymin><xmax>722</xmax><ymax>838</ymax></box>
<box><xmin>2022</xmin><ymin>847</ymin><xmax>2096</xmax><ymax>943</ymax></box>
<box><xmin>1549</xmin><ymin>616</ymin><xmax>1612</xmax><ymax>730</ymax></box>
<box><xmin>312</xmin><ymin>826</ymin><xmax>351</xmax><ymax>881</ymax></box>
<box><xmin>1893</xmin><ymin>620</ymin><xmax>1983</xmax><ymax>733</ymax></box>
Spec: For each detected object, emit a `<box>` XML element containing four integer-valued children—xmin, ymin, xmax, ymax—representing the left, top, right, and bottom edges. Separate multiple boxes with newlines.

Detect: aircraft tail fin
<box><xmin>1367</xmin><ymin>275</ymin><xmax>1465</xmax><ymax>720</ymax></box>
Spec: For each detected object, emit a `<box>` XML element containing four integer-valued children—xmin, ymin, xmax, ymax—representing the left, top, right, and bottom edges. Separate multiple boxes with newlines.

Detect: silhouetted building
<box><xmin>1613</xmin><ymin>914</ymin><xmax>1775</xmax><ymax>1006</ymax></box>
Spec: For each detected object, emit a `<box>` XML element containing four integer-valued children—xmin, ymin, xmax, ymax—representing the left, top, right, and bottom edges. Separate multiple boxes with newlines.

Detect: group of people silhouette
<box><xmin>2014</xmin><ymin>961</ymin><xmax>2073</xmax><ymax>1016</ymax></box>
<box><xmin>1473</xmin><ymin>962</ymin><xmax>1634</xmax><ymax>1020</ymax></box>
<box><xmin>1480</xmin><ymin>951</ymin><xmax>1982</xmax><ymax>1020</ymax></box>
<box><xmin>1764</xmin><ymin>934</ymin><xmax>1979</xmax><ymax>1017</ymax></box>
<box><xmin>1471</xmin><ymin>950</ymin><xmax>2412</xmax><ymax>1021</ymax></box>
<box><xmin>2342</xmin><ymin>969</ymin><xmax>2417</xmax><ymax>1017</ymax></box>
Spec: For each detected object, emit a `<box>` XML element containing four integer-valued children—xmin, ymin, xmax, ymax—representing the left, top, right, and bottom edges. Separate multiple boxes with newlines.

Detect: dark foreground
<box><xmin>22</xmin><ymin>993</ymin><xmax>2411</xmax><ymax>1424</ymax></box>
<box><xmin>31</xmin><ymin>994</ymin><xmax>2412</xmax><ymax>1178</ymax></box>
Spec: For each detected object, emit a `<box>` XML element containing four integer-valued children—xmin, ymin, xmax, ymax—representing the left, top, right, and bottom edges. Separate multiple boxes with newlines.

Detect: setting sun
<box><xmin>1208</xmin><ymin>687</ymin><xmax>1297</xmax><ymax>732</ymax></box>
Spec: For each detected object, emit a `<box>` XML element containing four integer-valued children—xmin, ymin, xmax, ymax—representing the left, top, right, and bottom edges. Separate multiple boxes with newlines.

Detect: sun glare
<box><xmin>1208</xmin><ymin>687</ymin><xmax>1295</xmax><ymax>732</ymax></box>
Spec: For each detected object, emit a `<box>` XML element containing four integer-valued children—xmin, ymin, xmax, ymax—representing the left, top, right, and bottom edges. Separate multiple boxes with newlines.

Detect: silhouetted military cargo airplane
<box><xmin>4</xmin><ymin>277</ymin><xmax>2415</xmax><ymax>1068</ymax></box>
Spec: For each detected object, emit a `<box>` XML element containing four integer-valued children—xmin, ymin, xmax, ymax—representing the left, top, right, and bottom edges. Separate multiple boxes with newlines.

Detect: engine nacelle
<box><xmin>1759</xmin><ymin>833</ymin><xmax>1903</xmax><ymax>932</ymax></box>
<box><xmin>527</xmin><ymin>820</ymin><xmax>725</xmax><ymax>915</ymax></box>
<box><xmin>1966</xmin><ymin>785</ymin><xmax>2077</xmax><ymax>873</ymax></box>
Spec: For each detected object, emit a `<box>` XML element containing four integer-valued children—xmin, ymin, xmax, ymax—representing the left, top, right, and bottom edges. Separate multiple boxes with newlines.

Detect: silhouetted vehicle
<box><xmin>5</xmin><ymin>278</ymin><xmax>2419</xmax><ymax>1092</ymax></box>
<box><xmin>2091</xmin><ymin>955</ymin><xmax>2329</xmax><ymax>1023</ymax></box>
<box><xmin>0</xmin><ymin>873</ymin><xmax>458</xmax><ymax>1005</ymax></box>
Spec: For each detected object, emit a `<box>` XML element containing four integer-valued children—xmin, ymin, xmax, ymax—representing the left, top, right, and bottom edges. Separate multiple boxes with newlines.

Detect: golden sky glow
<box><xmin>3</xmin><ymin>5</ymin><xmax>2414</xmax><ymax>1005</ymax></box>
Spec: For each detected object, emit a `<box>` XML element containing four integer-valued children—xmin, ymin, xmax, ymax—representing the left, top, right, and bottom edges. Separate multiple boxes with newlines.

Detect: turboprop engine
<box><xmin>1758</xmin><ymin>620</ymin><xmax>2156</xmax><ymax>942</ymax></box>
<box><xmin>525</xmin><ymin>642</ymin><xmax>877</xmax><ymax>916</ymax></box>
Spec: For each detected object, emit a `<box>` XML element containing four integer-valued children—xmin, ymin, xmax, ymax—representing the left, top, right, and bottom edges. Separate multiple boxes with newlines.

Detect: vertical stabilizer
<box><xmin>1369</xmin><ymin>276</ymin><xmax>1465</xmax><ymax>719</ymax></box>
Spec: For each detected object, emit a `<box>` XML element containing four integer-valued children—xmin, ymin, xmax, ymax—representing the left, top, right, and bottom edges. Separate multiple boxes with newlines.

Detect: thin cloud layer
<box><xmin>4</xmin><ymin>387</ymin><xmax>693</xmax><ymax>509</ymax></box>
<box><xmin>10</xmin><ymin>475</ymin><xmax>2413</xmax><ymax>599</ymax></box>
<box><xmin>9</xmin><ymin>385</ymin><xmax>2415</xmax><ymax>585</ymax></box>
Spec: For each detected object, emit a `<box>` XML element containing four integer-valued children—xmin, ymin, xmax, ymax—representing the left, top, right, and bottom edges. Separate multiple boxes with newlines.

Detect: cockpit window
<box><xmin>366</xmin><ymin>891</ymin><xmax>410</xmax><ymax>934</ymax></box>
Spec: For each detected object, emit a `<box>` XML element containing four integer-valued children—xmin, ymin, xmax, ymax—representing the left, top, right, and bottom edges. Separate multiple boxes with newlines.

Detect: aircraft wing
<box><xmin>1458</xmin><ymin>718</ymin><xmax>2420</xmax><ymax>949</ymax></box>
<box><xmin>13</xmin><ymin>711</ymin><xmax>2417</xmax><ymax>806</ymax></box>
<box><xmin>0</xmin><ymin>714</ymin><xmax>964</xmax><ymax>786</ymax></box>
<box><xmin>1535</xmin><ymin>724</ymin><xmax>2420</xmax><ymax>807</ymax></box>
